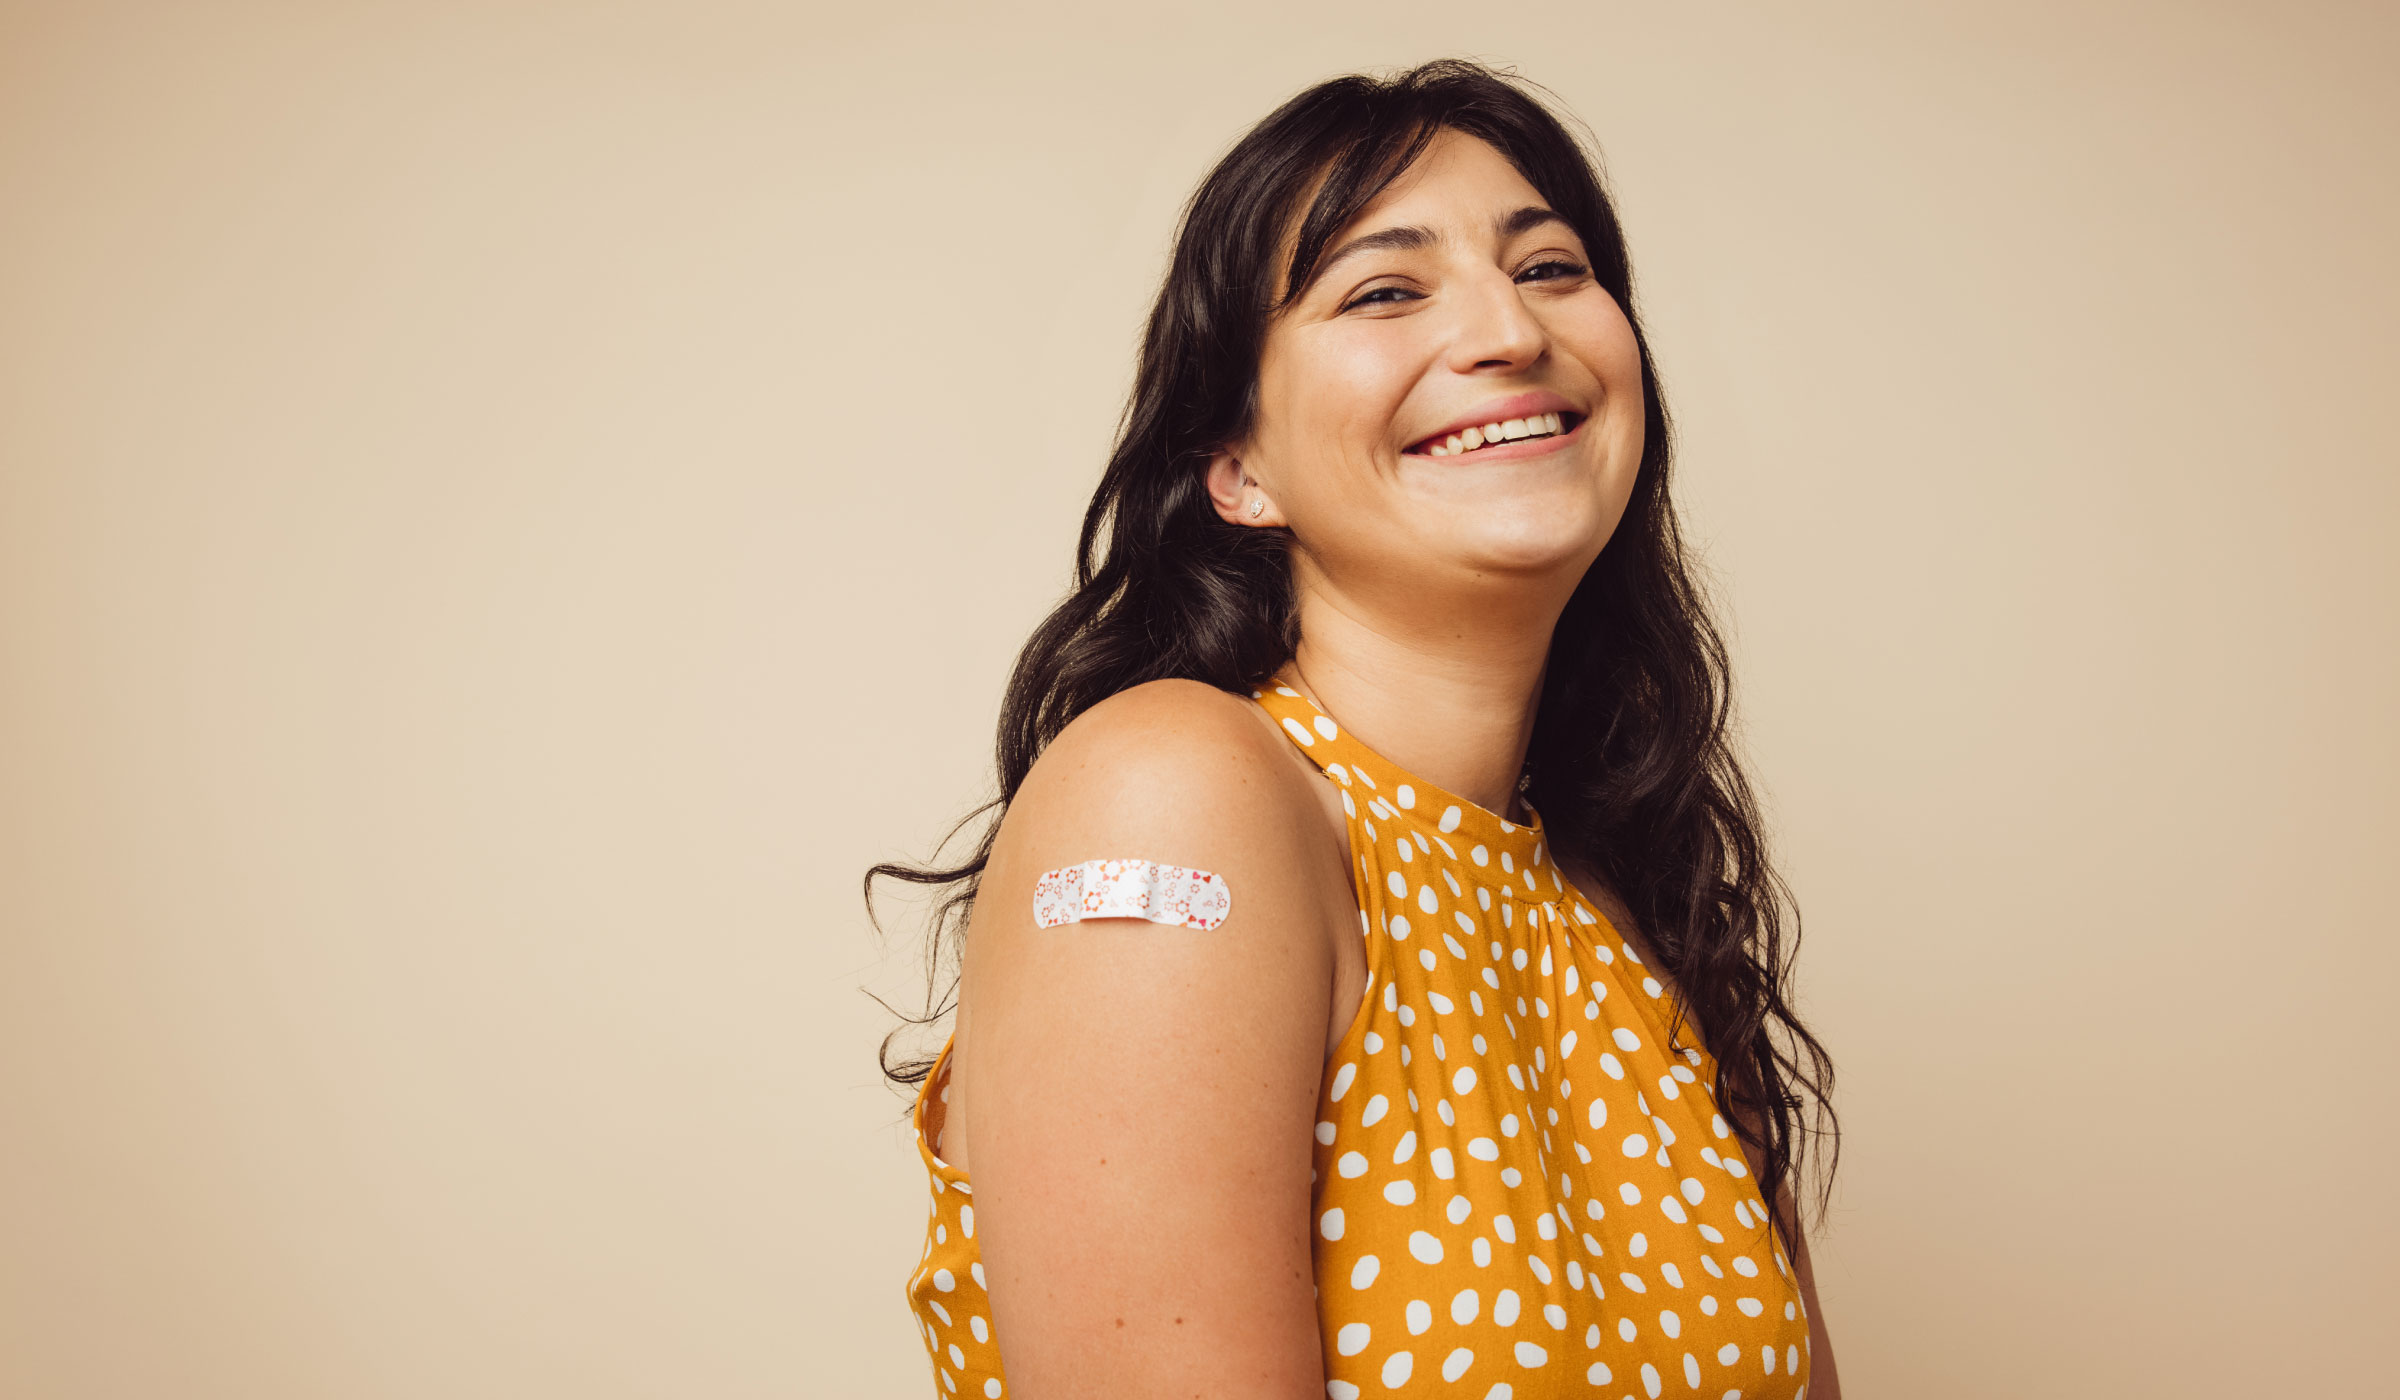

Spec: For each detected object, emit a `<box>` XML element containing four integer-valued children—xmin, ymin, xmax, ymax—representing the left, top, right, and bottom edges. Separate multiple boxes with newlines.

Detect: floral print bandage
<box><xmin>1030</xmin><ymin>859</ymin><xmax>1233</xmax><ymax>931</ymax></box>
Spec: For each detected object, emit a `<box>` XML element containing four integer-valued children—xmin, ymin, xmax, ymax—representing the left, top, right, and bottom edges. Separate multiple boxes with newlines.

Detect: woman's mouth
<box><xmin>1408</xmin><ymin>411</ymin><xmax>1582</xmax><ymax>458</ymax></box>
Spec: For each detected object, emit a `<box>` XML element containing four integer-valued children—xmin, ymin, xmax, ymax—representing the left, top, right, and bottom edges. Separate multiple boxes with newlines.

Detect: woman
<box><xmin>876</xmin><ymin>59</ymin><xmax>1840</xmax><ymax>1400</ymax></box>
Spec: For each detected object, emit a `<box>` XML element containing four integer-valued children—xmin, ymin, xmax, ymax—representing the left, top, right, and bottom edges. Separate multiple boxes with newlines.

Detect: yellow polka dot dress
<box><xmin>905</xmin><ymin>676</ymin><xmax>1813</xmax><ymax>1399</ymax></box>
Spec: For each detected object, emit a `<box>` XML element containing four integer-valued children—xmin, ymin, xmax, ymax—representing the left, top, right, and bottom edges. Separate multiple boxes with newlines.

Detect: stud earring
<box><xmin>1248</xmin><ymin>499</ymin><xmax>1265</xmax><ymax>519</ymax></box>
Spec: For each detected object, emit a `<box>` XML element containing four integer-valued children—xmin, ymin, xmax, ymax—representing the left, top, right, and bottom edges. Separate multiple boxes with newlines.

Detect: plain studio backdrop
<box><xmin>2</xmin><ymin>1</ymin><xmax>2394</xmax><ymax>1395</ymax></box>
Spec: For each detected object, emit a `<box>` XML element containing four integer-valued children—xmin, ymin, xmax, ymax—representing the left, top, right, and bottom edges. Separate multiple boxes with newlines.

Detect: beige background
<box><xmin>3</xmin><ymin>1</ymin><xmax>2394</xmax><ymax>1395</ymax></box>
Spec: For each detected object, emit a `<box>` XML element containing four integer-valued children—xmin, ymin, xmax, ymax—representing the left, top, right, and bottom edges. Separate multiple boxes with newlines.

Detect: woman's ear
<box><xmin>1205</xmin><ymin>448</ymin><xmax>1286</xmax><ymax>528</ymax></box>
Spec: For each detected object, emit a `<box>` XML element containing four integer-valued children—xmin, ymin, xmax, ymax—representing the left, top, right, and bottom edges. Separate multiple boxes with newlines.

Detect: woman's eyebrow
<box><xmin>1312</xmin><ymin>224</ymin><xmax>1438</xmax><ymax>286</ymax></box>
<box><xmin>1498</xmin><ymin>205</ymin><xmax>1567</xmax><ymax>239</ymax></box>
<box><xmin>1310</xmin><ymin>207</ymin><xmax>1572</xmax><ymax>292</ymax></box>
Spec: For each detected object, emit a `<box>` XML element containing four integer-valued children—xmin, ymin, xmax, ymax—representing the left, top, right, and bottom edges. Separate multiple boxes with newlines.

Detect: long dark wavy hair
<box><xmin>868</xmin><ymin>59</ymin><xmax>1838</xmax><ymax>1236</ymax></box>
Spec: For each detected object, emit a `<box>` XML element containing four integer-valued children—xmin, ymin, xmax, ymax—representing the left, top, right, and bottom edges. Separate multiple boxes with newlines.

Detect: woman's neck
<box><xmin>1286</xmin><ymin>581</ymin><xmax>1554</xmax><ymax>820</ymax></box>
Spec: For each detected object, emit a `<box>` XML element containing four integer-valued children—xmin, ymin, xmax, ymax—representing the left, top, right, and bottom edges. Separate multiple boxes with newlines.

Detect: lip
<box><xmin>1402</xmin><ymin>390</ymin><xmax>1587</xmax><ymax>458</ymax></box>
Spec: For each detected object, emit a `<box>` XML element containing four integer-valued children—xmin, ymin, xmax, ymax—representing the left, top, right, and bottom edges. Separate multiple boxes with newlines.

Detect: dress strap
<box><xmin>1250</xmin><ymin>672</ymin><xmax>1555</xmax><ymax>882</ymax></box>
<box><xmin>1250</xmin><ymin>674</ymin><xmax>1389</xmax><ymax>790</ymax></box>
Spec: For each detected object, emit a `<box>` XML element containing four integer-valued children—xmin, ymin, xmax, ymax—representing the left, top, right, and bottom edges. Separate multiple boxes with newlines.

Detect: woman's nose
<box><xmin>1444</xmin><ymin>269</ymin><xmax>1549</xmax><ymax>373</ymax></box>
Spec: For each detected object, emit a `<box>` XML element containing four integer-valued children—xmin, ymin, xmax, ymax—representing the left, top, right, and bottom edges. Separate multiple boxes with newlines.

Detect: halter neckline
<box><xmin>1253</xmin><ymin>671</ymin><xmax>1558</xmax><ymax>890</ymax></box>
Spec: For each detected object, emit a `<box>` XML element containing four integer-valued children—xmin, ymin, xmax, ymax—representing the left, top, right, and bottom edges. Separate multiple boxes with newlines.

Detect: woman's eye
<box><xmin>1343</xmin><ymin>284</ymin><xmax>1416</xmax><ymax>311</ymax></box>
<box><xmin>1518</xmin><ymin>258</ymin><xmax>1589</xmax><ymax>283</ymax></box>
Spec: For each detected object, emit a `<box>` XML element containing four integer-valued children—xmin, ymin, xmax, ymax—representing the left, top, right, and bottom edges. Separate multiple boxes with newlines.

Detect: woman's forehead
<box><xmin>1361</xmin><ymin>129</ymin><xmax>1539</xmax><ymax>215</ymax></box>
<box><xmin>1280</xmin><ymin>132</ymin><xmax>1558</xmax><ymax>302</ymax></box>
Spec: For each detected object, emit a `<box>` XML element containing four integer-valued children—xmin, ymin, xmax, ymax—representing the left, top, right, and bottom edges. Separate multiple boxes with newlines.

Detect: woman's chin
<box><xmin>1394</xmin><ymin>455</ymin><xmax>1632</xmax><ymax>578</ymax></box>
<box><xmin>1430</xmin><ymin>501</ymin><xmax>1622</xmax><ymax>582</ymax></box>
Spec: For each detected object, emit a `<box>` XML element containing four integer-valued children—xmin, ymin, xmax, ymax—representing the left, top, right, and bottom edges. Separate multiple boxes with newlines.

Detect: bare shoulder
<box><xmin>1005</xmin><ymin>677</ymin><xmax>1314</xmax><ymax>840</ymax></box>
<box><xmin>974</xmin><ymin>674</ymin><xmax>1346</xmax><ymax>994</ymax></box>
<box><xmin>952</xmin><ymin>677</ymin><xmax>1348</xmax><ymax>1396</ymax></box>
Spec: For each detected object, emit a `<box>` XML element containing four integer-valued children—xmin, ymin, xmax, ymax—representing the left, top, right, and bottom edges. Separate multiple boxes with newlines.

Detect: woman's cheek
<box><xmin>1316</xmin><ymin>327</ymin><xmax>1430</xmax><ymax>415</ymax></box>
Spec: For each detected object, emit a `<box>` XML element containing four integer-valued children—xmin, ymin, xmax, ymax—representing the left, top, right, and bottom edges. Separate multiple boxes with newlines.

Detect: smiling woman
<box><xmin>870</xmin><ymin>59</ymin><xmax>1840</xmax><ymax>1400</ymax></box>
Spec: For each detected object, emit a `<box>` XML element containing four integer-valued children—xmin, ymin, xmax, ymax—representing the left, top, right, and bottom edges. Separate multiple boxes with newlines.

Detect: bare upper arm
<box><xmin>956</xmin><ymin>679</ymin><xmax>1347</xmax><ymax>1400</ymax></box>
<box><xmin>1723</xmin><ymin>1093</ymin><xmax>1841</xmax><ymax>1400</ymax></box>
<box><xmin>1784</xmin><ymin>1196</ymin><xmax>1840</xmax><ymax>1398</ymax></box>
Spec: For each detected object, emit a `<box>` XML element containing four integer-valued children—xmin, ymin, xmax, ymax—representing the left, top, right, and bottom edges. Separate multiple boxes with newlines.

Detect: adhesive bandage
<box><xmin>1031</xmin><ymin>859</ymin><xmax>1232</xmax><ymax>931</ymax></box>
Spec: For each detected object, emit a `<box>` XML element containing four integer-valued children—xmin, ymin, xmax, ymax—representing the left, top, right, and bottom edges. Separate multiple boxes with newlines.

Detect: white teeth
<box><xmin>1419</xmin><ymin>412</ymin><xmax>1572</xmax><ymax>457</ymax></box>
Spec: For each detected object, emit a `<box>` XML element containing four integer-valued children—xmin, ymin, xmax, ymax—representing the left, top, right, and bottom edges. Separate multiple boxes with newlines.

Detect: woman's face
<box><xmin>1211</xmin><ymin>128</ymin><xmax>1646</xmax><ymax>606</ymax></box>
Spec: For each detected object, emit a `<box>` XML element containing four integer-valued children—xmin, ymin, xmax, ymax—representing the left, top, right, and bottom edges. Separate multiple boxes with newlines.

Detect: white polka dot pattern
<box><xmin>902</xmin><ymin>675</ymin><xmax>1811</xmax><ymax>1398</ymax></box>
<box><xmin>1029</xmin><ymin>858</ymin><xmax>1233</xmax><ymax>930</ymax></box>
<box><xmin>907</xmin><ymin>1067</ymin><xmax>1005</xmax><ymax>1398</ymax></box>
